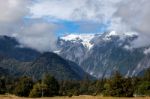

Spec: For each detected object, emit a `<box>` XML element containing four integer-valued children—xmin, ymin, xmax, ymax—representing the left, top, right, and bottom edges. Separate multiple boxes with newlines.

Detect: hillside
<box><xmin>25</xmin><ymin>52</ymin><xmax>91</xmax><ymax>80</ymax></box>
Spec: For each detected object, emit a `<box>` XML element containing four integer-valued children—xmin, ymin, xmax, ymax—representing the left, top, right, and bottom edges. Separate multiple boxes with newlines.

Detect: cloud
<box><xmin>30</xmin><ymin>0</ymin><xmax>120</xmax><ymax>23</ymax></box>
<box><xmin>0</xmin><ymin>0</ymin><xmax>29</xmax><ymax>35</ymax></box>
<box><xmin>0</xmin><ymin>0</ymin><xmax>29</xmax><ymax>22</ymax></box>
<box><xmin>15</xmin><ymin>21</ymin><xmax>58</xmax><ymax>52</ymax></box>
<box><xmin>0</xmin><ymin>0</ymin><xmax>58</xmax><ymax>52</ymax></box>
<box><xmin>115</xmin><ymin>0</ymin><xmax>150</xmax><ymax>48</ymax></box>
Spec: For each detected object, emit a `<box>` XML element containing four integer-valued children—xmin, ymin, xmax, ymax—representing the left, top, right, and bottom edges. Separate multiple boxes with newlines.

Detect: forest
<box><xmin>1</xmin><ymin>69</ymin><xmax>150</xmax><ymax>98</ymax></box>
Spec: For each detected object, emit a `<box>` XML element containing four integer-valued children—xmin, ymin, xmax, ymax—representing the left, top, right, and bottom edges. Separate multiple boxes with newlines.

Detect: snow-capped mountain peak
<box><xmin>60</xmin><ymin>33</ymin><xmax>95</xmax><ymax>42</ymax></box>
<box><xmin>60</xmin><ymin>33</ymin><xmax>97</xmax><ymax>49</ymax></box>
<box><xmin>59</xmin><ymin>31</ymin><xmax>138</xmax><ymax>50</ymax></box>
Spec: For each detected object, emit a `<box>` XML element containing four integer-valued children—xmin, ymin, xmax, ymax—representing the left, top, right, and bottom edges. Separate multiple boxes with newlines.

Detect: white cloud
<box><xmin>115</xmin><ymin>0</ymin><xmax>150</xmax><ymax>48</ymax></box>
<box><xmin>0</xmin><ymin>0</ymin><xmax>58</xmax><ymax>52</ymax></box>
<box><xmin>0</xmin><ymin>0</ymin><xmax>29</xmax><ymax>35</ymax></box>
<box><xmin>0</xmin><ymin>0</ymin><xmax>29</xmax><ymax>22</ymax></box>
<box><xmin>15</xmin><ymin>21</ymin><xmax>58</xmax><ymax>52</ymax></box>
<box><xmin>30</xmin><ymin>0</ymin><xmax>120</xmax><ymax>23</ymax></box>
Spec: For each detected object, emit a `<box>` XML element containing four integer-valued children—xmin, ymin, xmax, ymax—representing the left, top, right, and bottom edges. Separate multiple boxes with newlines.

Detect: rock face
<box><xmin>56</xmin><ymin>31</ymin><xmax>150</xmax><ymax>78</ymax></box>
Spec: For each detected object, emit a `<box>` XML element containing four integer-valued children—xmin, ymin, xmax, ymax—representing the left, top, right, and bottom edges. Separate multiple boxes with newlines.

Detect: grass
<box><xmin>0</xmin><ymin>95</ymin><xmax>150</xmax><ymax>99</ymax></box>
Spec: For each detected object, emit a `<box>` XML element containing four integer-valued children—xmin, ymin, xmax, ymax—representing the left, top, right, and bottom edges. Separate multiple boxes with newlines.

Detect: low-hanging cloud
<box><xmin>115</xmin><ymin>0</ymin><xmax>150</xmax><ymax>48</ymax></box>
<box><xmin>15</xmin><ymin>21</ymin><xmax>58</xmax><ymax>52</ymax></box>
<box><xmin>0</xmin><ymin>0</ymin><xmax>58</xmax><ymax>52</ymax></box>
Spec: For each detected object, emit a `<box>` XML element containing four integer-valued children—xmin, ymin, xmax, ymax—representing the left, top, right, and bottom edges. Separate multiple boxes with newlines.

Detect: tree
<box><xmin>135</xmin><ymin>81</ymin><xmax>150</xmax><ymax>96</ymax></box>
<box><xmin>143</xmin><ymin>68</ymin><xmax>150</xmax><ymax>81</ymax></box>
<box><xmin>29</xmin><ymin>74</ymin><xmax>59</xmax><ymax>97</ymax></box>
<box><xmin>80</xmin><ymin>75</ymin><xmax>90</xmax><ymax>95</ymax></box>
<box><xmin>103</xmin><ymin>71</ymin><xmax>134</xmax><ymax>97</ymax></box>
<box><xmin>0</xmin><ymin>76</ymin><xmax>6</xmax><ymax>94</ymax></box>
<box><xmin>43</xmin><ymin>74</ymin><xmax>60</xmax><ymax>96</ymax></box>
<box><xmin>14</xmin><ymin>76</ymin><xmax>33</xmax><ymax>97</ymax></box>
<box><xmin>29</xmin><ymin>83</ymin><xmax>48</xmax><ymax>97</ymax></box>
<box><xmin>108</xmin><ymin>71</ymin><xmax>124</xmax><ymax>97</ymax></box>
<box><xmin>122</xmin><ymin>78</ymin><xmax>134</xmax><ymax>97</ymax></box>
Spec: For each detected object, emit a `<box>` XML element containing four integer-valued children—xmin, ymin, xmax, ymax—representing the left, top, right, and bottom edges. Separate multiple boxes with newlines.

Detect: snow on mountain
<box><xmin>105</xmin><ymin>31</ymin><xmax>118</xmax><ymax>37</ymax></box>
<box><xmin>60</xmin><ymin>33</ymin><xmax>98</xmax><ymax>49</ymax></box>
<box><xmin>106</xmin><ymin>31</ymin><xmax>138</xmax><ymax>37</ymax></box>
<box><xmin>104</xmin><ymin>31</ymin><xmax>138</xmax><ymax>41</ymax></box>
<box><xmin>144</xmin><ymin>48</ymin><xmax>150</xmax><ymax>55</ymax></box>
<box><xmin>59</xmin><ymin>31</ymin><xmax>138</xmax><ymax>50</ymax></box>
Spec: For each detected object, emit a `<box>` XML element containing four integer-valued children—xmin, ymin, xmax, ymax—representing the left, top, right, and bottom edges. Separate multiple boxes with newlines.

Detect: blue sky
<box><xmin>54</xmin><ymin>20</ymin><xmax>109</xmax><ymax>36</ymax></box>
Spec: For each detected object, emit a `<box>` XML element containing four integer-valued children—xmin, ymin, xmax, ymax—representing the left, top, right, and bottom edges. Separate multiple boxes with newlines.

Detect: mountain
<box><xmin>56</xmin><ymin>31</ymin><xmax>150</xmax><ymax>78</ymax></box>
<box><xmin>25</xmin><ymin>52</ymin><xmax>91</xmax><ymax>80</ymax></box>
<box><xmin>0</xmin><ymin>35</ymin><xmax>92</xmax><ymax>80</ymax></box>
<box><xmin>0</xmin><ymin>36</ymin><xmax>40</xmax><ymax>61</ymax></box>
<box><xmin>0</xmin><ymin>52</ymin><xmax>91</xmax><ymax>80</ymax></box>
<box><xmin>0</xmin><ymin>54</ymin><xmax>30</xmax><ymax>77</ymax></box>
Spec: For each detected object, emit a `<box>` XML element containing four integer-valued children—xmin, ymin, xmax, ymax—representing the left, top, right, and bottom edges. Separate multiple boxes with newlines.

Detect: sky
<box><xmin>0</xmin><ymin>0</ymin><xmax>150</xmax><ymax>52</ymax></box>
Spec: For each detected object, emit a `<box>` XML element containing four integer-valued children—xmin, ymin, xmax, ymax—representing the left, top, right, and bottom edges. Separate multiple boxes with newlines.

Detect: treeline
<box><xmin>0</xmin><ymin>69</ymin><xmax>150</xmax><ymax>97</ymax></box>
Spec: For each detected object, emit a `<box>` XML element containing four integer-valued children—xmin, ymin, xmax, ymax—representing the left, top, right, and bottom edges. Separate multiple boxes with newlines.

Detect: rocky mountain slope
<box><xmin>56</xmin><ymin>31</ymin><xmax>150</xmax><ymax>78</ymax></box>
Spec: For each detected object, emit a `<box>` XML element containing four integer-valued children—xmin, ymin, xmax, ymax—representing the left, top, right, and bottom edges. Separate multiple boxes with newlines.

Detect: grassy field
<box><xmin>0</xmin><ymin>95</ymin><xmax>150</xmax><ymax>99</ymax></box>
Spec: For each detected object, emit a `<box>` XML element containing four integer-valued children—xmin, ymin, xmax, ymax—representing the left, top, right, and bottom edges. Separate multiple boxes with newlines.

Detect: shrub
<box><xmin>29</xmin><ymin>83</ymin><xmax>48</xmax><ymax>97</ymax></box>
<box><xmin>135</xmin><ymin>81</ymin><xmax>150</xmax><ymax>96</ymax></box>
<box><xmin>14</xmin><ymin>76</ymin><xmax>33</xmax><ymax>97</ymax></box>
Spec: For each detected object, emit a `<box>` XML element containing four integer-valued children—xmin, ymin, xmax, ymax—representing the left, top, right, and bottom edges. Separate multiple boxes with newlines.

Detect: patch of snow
<box><xmin>123</xmin><ymin>32</ymin><xmax>138</xmax><ymax>37</ymax></box>
<box><xmin>106</xmin><ymin>31</ymin><xmax>118</xmax><ymax>37</ymax></box>
<box><xmin>144</xmin><ymin>48</ymin><xmax>150</xmax><ymax>55</ymax></box>
<box><xmin>90</xmin><ymin>71</ymin><xmax>94</xmax><ymax>75</ymax></box>
<box><xmin>104</xmin><ymin>31</ymin><xmax>138</xmax><ymax>41</ymax></box>
<box><xmin>124</xmin><ymin>45</ymin><xmax>133</xmax><ymax>50</ymax></box>
<box><xmin>60</xmin><ymin>33</ymin><xmax>96</xmax><ymax>49</ymax></box>
<box><xmin>53</xmin><ymin>50</ymin><xmax>61</xmax><ymax>54</ymax></box>
<box><xmin>106</xmin><ymin>31</ymin><xmax>138</xmax><ymax>38</ymax></box>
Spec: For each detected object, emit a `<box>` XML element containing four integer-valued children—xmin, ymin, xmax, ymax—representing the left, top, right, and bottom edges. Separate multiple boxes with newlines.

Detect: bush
<box><xmin>29</xmin><ymin>74</ymin><xmax>59</xmax><ymax>97</ymax></box>
<box><xmin>14</xmin><ymin>76</ymin><xmax>33</xmax><ymax>97</ymax></box>
<box><xmin>29</xmin><ymin>83</ymin><xmax>48</xmax><ymax>97</ymax></box>
<box><xmin>0</xmin><ymin>77</ymin><xmax>6</xmax><ymax>94</ymax></box>
<box><xmin>68</xmin><ymin>93</ymin><xmax>73</xmax><ymax>97</ymax></box>
<box><xmin>103</xmin><ymin>71</ymin><xmax>134</xmax><ymax>97</ymax></box>
<box><xmin>43</xmin><ymin>74</ymin><xmax>60</xmax><ymax>96</ymax></box>
<box><xmin>135</xmin><ymin>81</ymin><xmax>150</xmax><ymax>96</ymax></box>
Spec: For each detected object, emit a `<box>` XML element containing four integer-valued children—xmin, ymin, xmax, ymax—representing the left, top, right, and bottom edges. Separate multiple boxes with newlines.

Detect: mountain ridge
<box><xmin>56</xmin><ymin>31</ymin><xmax>150</xmax><ymax>78</ymax></box>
